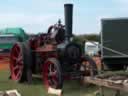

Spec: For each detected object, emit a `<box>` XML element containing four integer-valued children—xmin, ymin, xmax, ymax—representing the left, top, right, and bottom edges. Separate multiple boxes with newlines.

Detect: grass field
<box><xmin>0</xmin><ymin>69</ymin><xmax>96</xmax><ymax>96</ymax></box>
<box><xmin>1</xmin><ymin>69</ymin><xmax>128</xmax><ymax>96</ymax></box>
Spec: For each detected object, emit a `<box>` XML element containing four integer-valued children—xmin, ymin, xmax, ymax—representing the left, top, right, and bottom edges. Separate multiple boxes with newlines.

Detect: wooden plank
<box><xmin>84</xmin><ymin>77</ymin><xmax>128</xmax><ymax>92</ymax></box>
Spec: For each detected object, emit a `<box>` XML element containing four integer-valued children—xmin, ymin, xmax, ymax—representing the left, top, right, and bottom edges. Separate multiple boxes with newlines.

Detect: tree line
<box><xmin>72</xmin><ymin>34</ymin><xmax>100</xmax><ymax>52</ymax></box>
<box><xmin>73</xmin><ymin>34</ymin><xmax>100</xmax><ymax>45</ymax></box>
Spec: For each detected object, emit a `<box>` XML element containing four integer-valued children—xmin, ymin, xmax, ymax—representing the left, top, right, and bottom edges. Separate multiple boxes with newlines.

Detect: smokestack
<box><xmin>64</xmin><ymin>4</ymin><xmax>73</xmax><ymax>40</ymax></box>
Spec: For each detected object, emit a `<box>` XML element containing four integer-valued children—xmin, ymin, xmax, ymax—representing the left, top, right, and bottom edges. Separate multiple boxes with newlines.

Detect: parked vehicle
<box><xmin>0</xmin><ymin>28</ymin><xmax>28</xmax><ymax>52</ymax></box>
<box><xmin>101</xmin><ymin>18</ymin><xmax>128</xmax><ymax>70</ymax></box>
<box><xmin>85</xmin><ymin>41</ymin><xmax>100</xmax><ymax>56</ymax></box>
<box><xmin>9</xmin><ymin>4</ymin><xmax>97</xmax><ymax>90</ymax></box>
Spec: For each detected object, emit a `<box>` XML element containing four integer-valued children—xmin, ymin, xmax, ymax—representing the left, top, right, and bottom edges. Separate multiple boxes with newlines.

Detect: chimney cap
<box><xmin>64</xmin><ymin>4</ymin><xmax>73</xmax><ymax>7</ymax></box>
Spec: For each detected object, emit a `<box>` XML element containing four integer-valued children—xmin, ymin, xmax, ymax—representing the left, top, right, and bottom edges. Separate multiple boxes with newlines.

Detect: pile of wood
<box><xmin>97</xmin><ymin>71</ymin><xmax>128</xmax><ymax>82</ymax></box>
<box><xmin>95</xmin><ymin>71</ymin><xmax>128</xmax><ymax>85</ymax></box>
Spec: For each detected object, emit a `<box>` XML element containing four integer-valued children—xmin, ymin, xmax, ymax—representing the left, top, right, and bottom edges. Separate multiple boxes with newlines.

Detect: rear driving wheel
<box><xmin>10</xmin><ymin>43</ymin><xmax>25</xmax><ymax>82</ymax></box>
<box><xmin>43</xmin><ymin>58</ymin><xmax>63</xmax><ymax>89</ymax></box>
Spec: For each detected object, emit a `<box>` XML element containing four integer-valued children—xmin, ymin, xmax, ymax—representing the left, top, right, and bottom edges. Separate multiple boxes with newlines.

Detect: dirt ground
<box><xmin>0</xmin><ymin>56</ymin><xmax>9</xmax><ymax>70</ymax></box>
<box><xmin>0</xmin><ymin>53</ymin><xmax>9</xmax><ymax>69</ymax></box>
<box><xmin>0</xmin><ymin>63</ymin><xmax>9</xmax><ymax>70</ymax></box>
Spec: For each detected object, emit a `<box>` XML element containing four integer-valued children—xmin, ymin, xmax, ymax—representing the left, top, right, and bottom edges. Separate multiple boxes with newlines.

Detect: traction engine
<box><xmin>9</xmin><ymin>4</ymin><xmax>97</xmax><ymax>90</ymax></box>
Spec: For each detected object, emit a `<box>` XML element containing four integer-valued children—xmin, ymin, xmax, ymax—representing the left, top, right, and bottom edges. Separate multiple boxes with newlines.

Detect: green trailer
<box><xmin>0</xmin><ymin>28</ymin><xmax>28</xmax><ymax>52</ymax></box>
<box><xmin>101</xmin><ymin>18</ymin><xmax>128</xmax><ymax>70</ymax></box>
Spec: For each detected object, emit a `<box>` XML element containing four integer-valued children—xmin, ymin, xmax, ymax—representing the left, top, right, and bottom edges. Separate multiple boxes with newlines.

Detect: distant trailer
<box><xmin>0</xmin><ymin>28</ymin><xmax>28</xmax><ymax>52</ymax></box>
<box><xmin>0</xmin><ymin>34</ymin><xmax>18</xmax><ymax>52</ymax></box>
<box><xmin>85</xmin><ymin>41</ymin><xmax>100</xmax><ymax>56</ymax></box>
<box><xmin>101</xmin><ymin>18</ymin><xmax>128</xmax><ymax>70</ymax></box>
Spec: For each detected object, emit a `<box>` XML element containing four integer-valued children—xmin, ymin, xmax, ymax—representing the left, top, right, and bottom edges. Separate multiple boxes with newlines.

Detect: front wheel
<box><xmin>42</xmin><ymin>58</ymin><xmax>63</xmax><ymax>89</ymax></box>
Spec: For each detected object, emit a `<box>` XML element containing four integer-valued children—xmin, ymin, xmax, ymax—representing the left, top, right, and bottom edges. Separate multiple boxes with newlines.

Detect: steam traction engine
<box><xmin>9</xmin><ymin>4</ymin><xmax>97</xmax><ymax>89</ymax></box>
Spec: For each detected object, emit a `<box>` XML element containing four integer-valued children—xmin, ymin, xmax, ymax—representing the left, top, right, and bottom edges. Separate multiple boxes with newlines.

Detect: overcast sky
<box><xmin>0</xmin><ymin>0</ymin><xmax>128</xmax><ymax>34</ymax></box>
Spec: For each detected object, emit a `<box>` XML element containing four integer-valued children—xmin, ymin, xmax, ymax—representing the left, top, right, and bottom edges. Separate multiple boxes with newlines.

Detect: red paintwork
<box><xmin>36</xmin><ymin>45</ymin><xmax>58</xmax><ymax>62</ymax></box>
<box><xmin>10</xmin><ymin>43</ymin><xmax>24</xmax><ymax>81</ymax></box>
<box><xmin>36</xmin><ymin>44</ymin><xmax>56</xmax><ymax>52</ymax></box>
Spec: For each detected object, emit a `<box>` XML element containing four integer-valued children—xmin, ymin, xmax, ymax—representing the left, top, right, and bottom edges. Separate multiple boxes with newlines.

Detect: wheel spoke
<box><xmin>49</xmin><ymin>64</ymin><xmax>58</xmax><ymax>87</ymax></box>
<box><xmin>15</xmin><ymin>52</ymin><xmax>23</xmax><ymax>65</ymax></box>
<box><xmin>52</xmin><ymin>75</ymin><xmax>58</xmax><ymax>81</ymax></box>
<box><xmin>48</xmin><ymin>64</ymin><xmax>52</xmax><ymax>72</ymax></box>
<box><xmin>16</xmin><ymin>69</ymin><xmax>22</xmax><ymax>79</ymax></box>
<box><xmin>17</xmin><ymin>65</ymin><xmax>23</xmax><ymax>71</ymax></box>
<box><xmin>48</xmin><ymin>64</ymin><xmax>57</xmax><ymax>77</ymax></box>
<box><xmin>17</xmin><ymin>56</ymin><xmax>23</xmax><ymax>64</ymax></box>
<box><xmin>15</xmin><ymin>46</ymin><xmax>19</xmax><ymax>54</ymax></box>
<box><xmin>12</xmin><ymin>56</ymin><xmax>17</xmax><ymax>60</ymax></box>
<box><xmin>51</xmin><ymin>71</ymin><xmax>57</xmax><ymax>76</ymax></box>
<box><xmin>48</xmin><ymin>75</ymin><xmax>58</xmax><ymax>88</ymax></box>
<box><xmin>14</xmin><ymin>65</ymin><xmax>19</xmax><ymax>70</ymax></box>
<box><xmin>51</xmin><ymin>76</ymin><xmax>58</xmax><ymax>88</ymax></box>
<box><xmin>18</xmin><ymin>55</ymin><xmax>22</xmax><ymax>61</ymax></box>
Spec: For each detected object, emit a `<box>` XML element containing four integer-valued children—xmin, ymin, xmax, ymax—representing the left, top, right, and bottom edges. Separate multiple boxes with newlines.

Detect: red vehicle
<box><xmin>9</xmin><ymin>4</ymin><xmax>97</xmax><ymax>90</ymax></box>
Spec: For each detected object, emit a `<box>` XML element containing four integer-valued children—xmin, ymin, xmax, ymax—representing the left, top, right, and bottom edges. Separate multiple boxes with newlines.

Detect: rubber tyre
<box><xmin>23</xmin><ymin>41</ymin><xmax>33</xmax><ymax>84</ymax></box>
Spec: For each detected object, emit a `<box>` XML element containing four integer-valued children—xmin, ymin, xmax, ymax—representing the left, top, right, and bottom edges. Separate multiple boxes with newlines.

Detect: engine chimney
<box><xmin>64</xmin><ymin>4</ymin><xmax>73</xmax><ymax>41</ymax></box>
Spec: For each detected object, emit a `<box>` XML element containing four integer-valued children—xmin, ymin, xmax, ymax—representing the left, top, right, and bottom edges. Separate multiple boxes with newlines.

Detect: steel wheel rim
<box><xmin>10</xmin><ymin>43</ymin><xmax>24</xmax><ymax>81</ymax></box>
<box><xmin>43</xmin><ymin>61</ymin><xmax>59</xmax><ymax>89</ymax></box>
